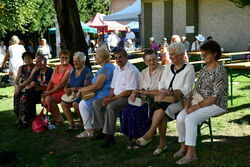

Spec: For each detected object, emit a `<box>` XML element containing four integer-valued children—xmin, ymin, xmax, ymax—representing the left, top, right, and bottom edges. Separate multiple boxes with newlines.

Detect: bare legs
<box><xmin>41</xmin><ymin>96</ymin><xmax>62</xmax><ymax>123</ymax></box>
<box><xmin>61</xmin><ymin>101</ymin><xmax>82</xmax><ymax>127</ymax></box>
<box><xmin>176</xmin><ymin>143</ymin><xmax>197</xmax><ymax>159</ymax></box>
<box><xmin>142</xmin><ymin>109</ymin><xmax>168</xmax><ymax>148</ymax></box>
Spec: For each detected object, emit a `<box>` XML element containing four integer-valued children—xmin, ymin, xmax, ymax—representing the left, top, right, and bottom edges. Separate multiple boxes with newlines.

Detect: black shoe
<box><xmin>65</xmin><ymin>125</ymin><xmax>78</xmax><ymax>132</ymax></box>
<box><xmin>94</xmin><ymin>132</ymin><xmax>107</xmax><ymax>140</ymax></box>
<box><xmin>17</xmin><ymin>122</ymin><xmax>29</xmax><ymax>129</ymax></box>
<box><xmin>101</xmin><ymin>135</ymin><xmax>115</xmax><ymax>148</ymax></box>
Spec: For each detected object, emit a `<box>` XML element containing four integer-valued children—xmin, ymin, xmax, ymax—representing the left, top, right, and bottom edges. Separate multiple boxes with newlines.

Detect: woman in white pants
<box><xmin>175</xmin><ymin>40</ymin><xmax>228</xmax><ymax>165</ymax></box>
<box><xmin>136</xmin><ymin>42</ymin><xmax>195</xmax><ymax>155</ymax></box>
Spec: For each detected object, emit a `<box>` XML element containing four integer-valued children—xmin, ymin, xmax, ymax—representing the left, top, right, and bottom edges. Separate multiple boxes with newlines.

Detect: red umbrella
<box><xmin>86</xmin><ymin>13</ymin><xmax>126</xmax><ymax>34</ymax></box>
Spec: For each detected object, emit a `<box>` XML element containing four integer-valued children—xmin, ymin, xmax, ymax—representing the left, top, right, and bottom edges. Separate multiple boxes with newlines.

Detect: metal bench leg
<box><xmin>208</xmin><ymin>118</ymin><xmax>213</xmax><ymax>143</ymax></box>
<box><xmin>197</xmin><ymin>124</ymin><xmax>202</xmax><ymax>146</ymax></box>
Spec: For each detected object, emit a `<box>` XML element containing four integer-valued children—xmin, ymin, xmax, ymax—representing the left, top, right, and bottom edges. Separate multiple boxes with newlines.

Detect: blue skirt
<box><xmin>121</xmin><ymin>104</ymin><xmax>152</xmax><ymax>140</ymax></box>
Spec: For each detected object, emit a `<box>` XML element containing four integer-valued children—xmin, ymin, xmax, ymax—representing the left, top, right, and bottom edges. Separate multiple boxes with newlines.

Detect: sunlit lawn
<box><xmin>0</xmin><ymin>76</ymin><xmax>249</xmax><ymax>167</ymax></box>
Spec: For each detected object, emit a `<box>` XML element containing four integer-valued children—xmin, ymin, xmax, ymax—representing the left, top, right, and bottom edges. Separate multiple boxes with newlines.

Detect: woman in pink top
<box><xmin>41</xmin><ymin>50</ymin><xmax>72</xmax><ymax>124</ymax></box>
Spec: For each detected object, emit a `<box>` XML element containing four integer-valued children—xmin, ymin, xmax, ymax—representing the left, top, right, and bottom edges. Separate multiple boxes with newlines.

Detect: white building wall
<box><xmin>199</xmin><ymin>0</ymin><xmax>250</xmax><ymax>51</ymax></box>
<box><xmin>151</xmin><ymin>0</ymin><xmax>165</xmax><ymax>44</ymax></box>
<box><xmin>173</xmin><ymin>0</ymin><xmax>186</xmax><ymax>36</ymax></box>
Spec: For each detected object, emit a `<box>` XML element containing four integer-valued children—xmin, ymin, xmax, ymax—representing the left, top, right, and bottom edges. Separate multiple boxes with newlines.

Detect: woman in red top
<box><xmin>41</xmin><ymin>50</ymin><xmax>72</xmax><ymax>124</ymax></box>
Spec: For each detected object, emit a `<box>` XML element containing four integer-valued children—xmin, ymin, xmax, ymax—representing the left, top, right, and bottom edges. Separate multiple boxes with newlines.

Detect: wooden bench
<box><xmin>224</xmin><ymin>62</ymin><xmax>250</xmax><ymax>105</ymax></box>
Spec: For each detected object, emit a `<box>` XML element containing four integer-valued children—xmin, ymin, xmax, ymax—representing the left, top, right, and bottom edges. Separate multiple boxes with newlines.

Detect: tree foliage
<box><xmin>0</xmin><ymin>0</ymin><xmax>55</xmax><ymax>37</ymax></box>
<box><xmin>229</xmin><ymin>0</ymin><xmax>250</xmax><ymax>7</ymax></box>
<box><xmin>0</xmin><ymin>0</ymin><xmax>110</xmax><ymax>37</ymax></box>
<box><xmin>77</xmin><ymin>0</ymin><xmax>110</xmax><ymax>22</ymax></box>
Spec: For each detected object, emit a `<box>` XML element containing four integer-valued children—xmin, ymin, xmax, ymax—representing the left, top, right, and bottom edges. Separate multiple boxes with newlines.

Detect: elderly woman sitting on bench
<box><xmin>175</xmin><ymin>40</ymin><xmax>228</xmax><ymax>165</ymax></box>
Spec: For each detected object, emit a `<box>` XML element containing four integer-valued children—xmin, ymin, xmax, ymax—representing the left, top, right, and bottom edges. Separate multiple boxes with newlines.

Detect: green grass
<box><xmin>0</xmin><ymin>76</ymin><xmax>250</xmax><ymax>167</ymax></box>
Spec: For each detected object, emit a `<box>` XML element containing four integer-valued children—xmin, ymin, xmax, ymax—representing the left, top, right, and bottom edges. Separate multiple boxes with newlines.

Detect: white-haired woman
<box><xmin>76</xmin><ymin>46</ymin><xmax>115</xmax><ymax>138</ymax></box>
<box><xmin>1</xmin><ymin>35</ymin><xmax>26</xmax><ymax>83</ymax></box>
<box><xmin>136</xmin><ymin>42</ymin><xmax>195</xmax><ymax>156</ymax></box>
<box><xmin>61</xmin><ymin>52</ymin><xmax>93</xmax><ymax>130</ymax></box>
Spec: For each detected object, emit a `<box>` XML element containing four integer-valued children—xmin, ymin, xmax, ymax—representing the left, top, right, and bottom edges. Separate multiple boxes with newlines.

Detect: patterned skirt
<box><xmin>121</xmin><ymin>104</ymin><xmax>152</xmax><ymax>140</ymax></box>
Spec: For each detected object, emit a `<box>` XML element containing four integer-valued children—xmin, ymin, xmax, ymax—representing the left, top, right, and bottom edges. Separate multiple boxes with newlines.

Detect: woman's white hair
<box><xmin>74</xmin><ymin>51</ymin><xmax>86</xmax><ymax>62</ymax></box>
<box><xmin>171</xmin><ymin>35</ymin><xmax>181</xmax><ymax>42</ymax></box>
<box><xmin>10</xmin><ymin>35</ymin><xmax>20</xmax><ymax>44</ymax></box>
<box><xmin>167</xmin><ymin>42</ymin><xmax>186</xmax><ymax>56</ymax></box>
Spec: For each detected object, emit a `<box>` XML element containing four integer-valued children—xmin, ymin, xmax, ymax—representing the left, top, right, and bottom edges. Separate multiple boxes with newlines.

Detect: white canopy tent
<box><xmin>104</xmin><ymin>0</ymin><xmax>141</xmax><ymax>21</ymax></box>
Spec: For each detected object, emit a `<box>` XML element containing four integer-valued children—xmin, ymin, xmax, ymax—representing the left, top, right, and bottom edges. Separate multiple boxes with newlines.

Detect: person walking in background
<box><xmin>1</xmin><ymin>35</ymin><xmax>26</xmax><ymax>84</ymax></box>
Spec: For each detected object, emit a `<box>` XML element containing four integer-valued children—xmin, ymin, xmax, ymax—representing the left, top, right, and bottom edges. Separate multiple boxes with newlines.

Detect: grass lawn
<box><xmin>0</xmin><ymin>76</ymin><xmax>249</xmax><ymax>167</ymax></box>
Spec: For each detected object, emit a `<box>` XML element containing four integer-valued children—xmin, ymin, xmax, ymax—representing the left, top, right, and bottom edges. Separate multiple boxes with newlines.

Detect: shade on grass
<box><xmin>0</xmin><ymin>76</ymin><xmax>249</xmax><ymax>166</ymax></box>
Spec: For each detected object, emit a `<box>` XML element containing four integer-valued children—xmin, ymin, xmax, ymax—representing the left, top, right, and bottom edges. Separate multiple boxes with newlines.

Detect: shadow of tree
<box><xmin>227</xmin><ymin>95</ymin><xmax>244</xmax><ymax>100</ymax></box>
<box><xmin>239</xmin><ymin>85</ymin><xmax>250</xmax><ymax>91</ymax></box>
<box><xmin>0</xmin><ymin>95</ymin><xmax>9</xmax><ymax>99</ymax></box>
<box><xmin>227</xmin><ymin>103</ymin><xmax>250</xmax><ymax>113</ymax></box>
<box><xmin>229</xmin><ymin>115</ymin><xmax>250</xmax><ymax>125</ymax></box>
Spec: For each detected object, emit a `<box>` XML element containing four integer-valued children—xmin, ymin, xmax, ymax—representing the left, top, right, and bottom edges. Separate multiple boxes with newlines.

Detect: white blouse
<box><xmin>140</xmin><ymin>64</ymin><xmax>164</xmax><ymax>90</ymax></box>
<box><xmin>158</xmin><ymin>63</ymin><xmax>195</xmax><ymax>97</ymax></box>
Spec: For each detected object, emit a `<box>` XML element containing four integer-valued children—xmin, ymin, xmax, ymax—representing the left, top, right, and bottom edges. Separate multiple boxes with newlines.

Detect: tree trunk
<box><xmin>53</xmin><ymin>0</ymin><xmax>91</xmax><ymax>68</ymax></box>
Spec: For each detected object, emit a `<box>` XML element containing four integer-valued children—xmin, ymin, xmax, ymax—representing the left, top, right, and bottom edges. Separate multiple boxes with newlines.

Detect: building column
<box><xmin>186</xmin><ymin>0</ymin><xmax>198</xmax><ymax>42</ymax></box>
<box><xmin>164</xmin><ymin>0</ymin><xmax>173</xmax><ymax>43</ymax></box>
<box><xmin>143</xmin><ymin>3</ymin><xmax>152</xmax><ymax>47</ymax></box>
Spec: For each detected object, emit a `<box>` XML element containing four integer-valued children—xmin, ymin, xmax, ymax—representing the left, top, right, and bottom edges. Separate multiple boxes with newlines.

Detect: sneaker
<box><xmin>101</xmin><ymin>135</ymin><xmax>116</xmax><ymax>148</ymax></box>
<box><xmin>48</xmin><ymin>123</ymin><xmax>58</xmax><ymax>130</ymax></box>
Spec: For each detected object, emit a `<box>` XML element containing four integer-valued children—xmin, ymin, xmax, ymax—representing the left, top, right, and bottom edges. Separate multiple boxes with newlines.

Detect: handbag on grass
<box><xmin>82</xmin><ymin>91</ymin><xmax>95</xmax><ymax>101</ymax></box>
<box><xmin>32</xmin><ymin>107</ymin><xmax>49</xmax><ymax>133</ymax></box>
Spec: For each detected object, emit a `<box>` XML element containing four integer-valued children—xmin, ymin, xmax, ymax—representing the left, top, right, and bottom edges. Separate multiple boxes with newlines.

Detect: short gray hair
<box><xmin>74</xmin><ymin>51</ymin><xmax>86</xmax><ymax>62</ymax></box>
<box><xmin>10</xmin><ymin>35</ymin><xmax>20</xmax><ymax>44</ymax></box>
<box><xmin>167</xmin><ymin>42</ymin><xmax>186</xmax><ymax>56</ymax></box>
<box><xmin>171</xmin><ymin>35</ymin><xmax>181</xmax><ymax>42</ymax></box>
<box><xmin>96</xmin><ymin>45</ymin><xmax>110</xmax><ymax>61</ymax></box>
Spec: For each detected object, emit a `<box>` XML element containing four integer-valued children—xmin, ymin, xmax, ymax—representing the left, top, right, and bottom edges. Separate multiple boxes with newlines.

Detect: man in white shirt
<box><xmin>107</xmin><ymin>29</ymin><xmax>120</xmax><ymax>52</ymax></box>
<box><xmin>125</xmin><ymin>26</ymin><xmax>136</xmax><ymax>45</ymax></box>
<box><xmin>93</xmin><ymin>48</ymin><xmax>140</xmax><ymax>148</ymax></box>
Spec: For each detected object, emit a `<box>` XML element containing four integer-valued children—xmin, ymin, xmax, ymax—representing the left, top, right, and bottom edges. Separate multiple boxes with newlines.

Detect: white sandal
<box><xmin>135</xmin><ymin>137</ymin><xmax>152</xmax><ymax>146</ymax></box>
<box><xmin>75</xmin><ymin>131</ymin><xmax>94</xmax><ymax>138</ymax></box>
<box><xmin>153</xmin><ymin>145</ymin><xmax>167</xmax><ymax>156</ymax></box>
